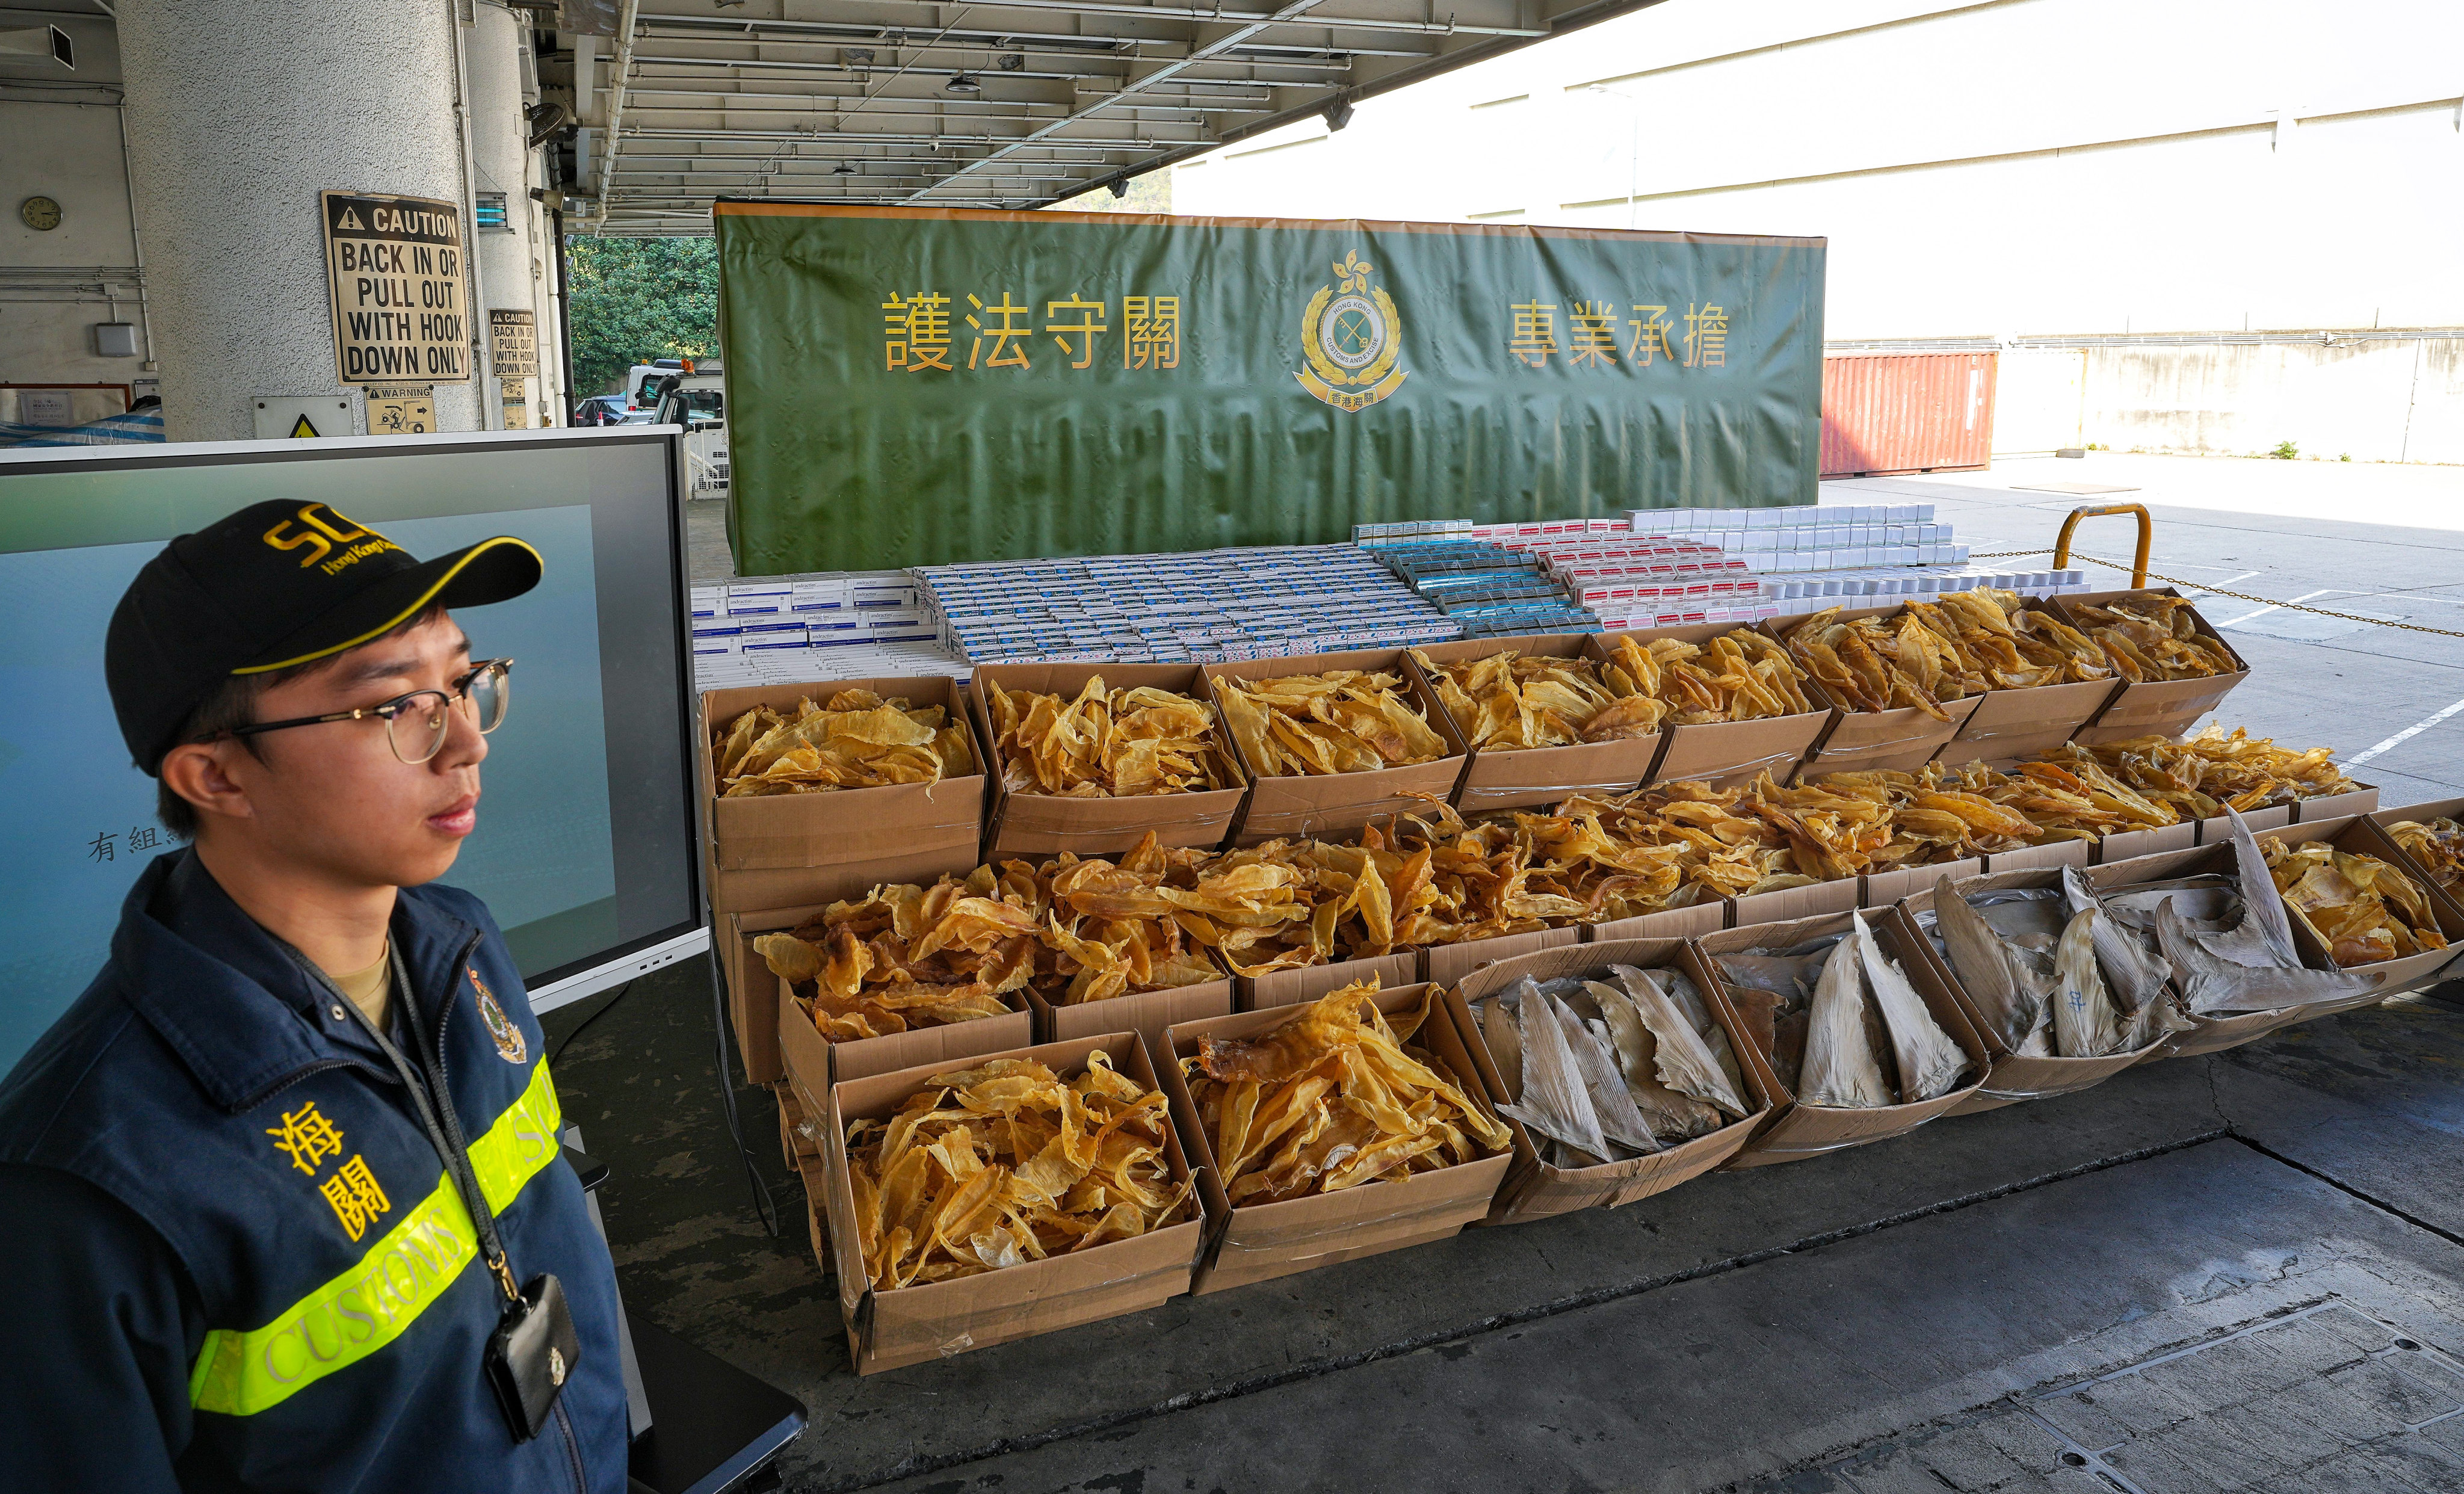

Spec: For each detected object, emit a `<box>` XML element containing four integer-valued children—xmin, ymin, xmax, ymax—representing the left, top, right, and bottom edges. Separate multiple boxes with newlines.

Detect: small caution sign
<box><xmin>289</xmin><ymin>413</ymin><xmax>321</xmax><ymax>439</ymax></box>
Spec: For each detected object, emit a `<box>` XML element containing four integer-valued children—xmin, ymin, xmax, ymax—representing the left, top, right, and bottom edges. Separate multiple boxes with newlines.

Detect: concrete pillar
<box><xmin>116</xmin><ymin>0</ymin><xmax>483</xmax><ymax>442</ymax></box>
<box><xmin>466</xmin><ymin>1</ymin><xmax>536</xmax><ymax>428</ymax></box>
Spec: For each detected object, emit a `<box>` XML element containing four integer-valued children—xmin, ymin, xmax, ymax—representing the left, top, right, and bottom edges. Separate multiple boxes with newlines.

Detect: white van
<box><xmin>622</xmin><ymin>359</ymin><xmax>686</xmax><ymax>410</ymax></box>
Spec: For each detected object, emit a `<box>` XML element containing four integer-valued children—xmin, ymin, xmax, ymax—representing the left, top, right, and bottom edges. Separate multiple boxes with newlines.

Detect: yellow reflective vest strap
<box><xmin>188</xmin><ymin>1059</ymin><xmax>564</xmax><ymax>1417</ymax></box>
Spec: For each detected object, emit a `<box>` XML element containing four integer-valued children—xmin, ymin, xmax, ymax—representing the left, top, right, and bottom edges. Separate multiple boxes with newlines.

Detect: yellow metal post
<box><xmin>2052</xmin><ymin>504</ymin><xmax>2152</xmax><ymax>588</ymax></box>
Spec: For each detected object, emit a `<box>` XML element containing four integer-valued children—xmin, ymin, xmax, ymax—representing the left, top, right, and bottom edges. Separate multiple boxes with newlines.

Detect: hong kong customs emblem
<box><xmin>1297</xmin><ymin>250</ymin><xmax>1407</xmax><ymax>412</ymax></box>
<box><xmin>471</xmin><ymin>968</ymin><xmax>528</xmax><ymax>1064</ymax></box>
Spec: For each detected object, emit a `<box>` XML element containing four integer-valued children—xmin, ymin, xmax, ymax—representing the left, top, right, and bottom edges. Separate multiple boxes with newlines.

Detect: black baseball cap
<box><xmin>107</xmin><ymin>499</ymin><xmax>542</xmax><ymax>774</ymax></box>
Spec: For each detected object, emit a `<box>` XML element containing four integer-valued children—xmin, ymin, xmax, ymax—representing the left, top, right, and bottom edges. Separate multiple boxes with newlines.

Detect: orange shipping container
<box><xmin>1820</xmin><ymin>352</ymin><xmax>1997</xmax><ymax>478</ymax></box>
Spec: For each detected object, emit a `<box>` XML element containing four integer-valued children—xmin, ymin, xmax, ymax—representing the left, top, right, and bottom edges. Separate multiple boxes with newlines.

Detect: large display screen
<box><xmin>0</xmin><ymin>430</ymin><xmax>702</xmax><ymax>1070</ymax></box>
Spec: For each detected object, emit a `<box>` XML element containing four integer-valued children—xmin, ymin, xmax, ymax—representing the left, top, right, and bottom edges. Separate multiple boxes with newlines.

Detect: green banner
<box><xmin>714</xmin><ymin>204</ymin><xmax>1825</xmax><ymax>576</ymax></box>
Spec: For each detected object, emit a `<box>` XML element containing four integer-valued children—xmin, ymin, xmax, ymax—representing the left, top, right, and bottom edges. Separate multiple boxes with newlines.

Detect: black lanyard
<box><xmin>294</xmin><ymin>941</ymin><xmax>523</xmax><ymax>1306</ymax></box>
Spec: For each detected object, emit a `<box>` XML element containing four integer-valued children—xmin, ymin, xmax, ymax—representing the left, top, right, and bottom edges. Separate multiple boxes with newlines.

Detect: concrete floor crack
<box><xmin>2225</xmin><ymin>1134</ymin><xmax>2464</xmax><ymax>1251</ymax></box>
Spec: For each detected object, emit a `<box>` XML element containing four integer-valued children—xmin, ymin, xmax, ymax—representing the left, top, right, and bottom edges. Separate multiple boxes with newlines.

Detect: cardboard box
<box><xmin>1922</xmin><ymin>597</ymin><xmax>2119</xmax><ymax>768</ymax></box>
<box><xmin>1933</xmin><ymin>678</ymin><xmax>2119</xmax><ymax>768</ymax></box>
<box><xmin>820</xmin><ymin>1032</ymin><xmax>1202</xmax><ymax>1372</ymax></box>
<box><xmin>1025</xmin><ymin>976</ymin><xmax>1233</xmax><ymax>1049</ymax></box>
<box><xmin>1894</xmin><ymin>869</ymin><xmax>2173</xmax><ymax>1117</ymax></box>
<box><xmin>1402</xmin><ymin>634</ymin><xmax>1662</xmax><ymax>813</ymax></box>
<box><xmin>1862</xmin><ymin>858</ymin><xmax>1981</xmax><ymax>910</ymax></box>
<box><xmin>1765</xmin><ymin>606</ymin><xmax>1981</xmax><ymax>774</ymax></box>
<box><xmin>1980</xmin><ymin>841</ymin><xmax>2092</xmax><ymax>875</ymax></box>
<box><xmin>1235</xmin><ymin>950</ymin><xmax>1421</xmax><ymax>1012</ymax></box>
<box><xmin>1794</xmin><ymin>690</ymin><xmax>1980</xmax><ymax>776</ymax></box>
<box><xmin>2294</xmin><ymin>783</ymin><xmax>2380</xmax><ymax>823</ymax></box>
<box><xmin>2092</xmin><ymin>821</ymin><xmax>2196</xmax><ymax>864</ymax></box>
<box><xmin>778</xmin><ymin>1082</ymin><xmax>821</xmax><ymax>1170</ymax></box>
<box><xmin>1731</xmin><ymin>876</ymin><xmax>1860</xmax><ymax>931</ymax></box>
<box><xmin>800</xmin><ymin>1153</ymin><xmax>833</xmax><ymax>1273</ymax></box>
<box><xmin>2056</xmin><ymin>588</ymin><xmax>2251</xmax><ymax>747</ymax></box>
<box><xmin>764</xmin><ymin>917</ymin><xmax>1035</xmax><ymax>1104</ymax></box>
<box><xmin>968</xmin><ymin>662</ymin><xmax>1247</xmax><ymax>859</ymax></box>
<box><xmin>1605</xmin><ymin>623</ymin><xmax>1829</xmax><ymax>788</ymax></box>
<box><xmin>2374</xmin><ymin>795</ymin><xmax>2464</xmax><ymax>830</ymax></box>
<box><xmin>1585</xmin><ymin>898</ymin><xmax>1728</xmax><ymax>943</ymax></box>
<box><xmin>1203</xmin><ymin>650</ymin><xmax>1468</xmax><ymax>844</ymax></box>
<box><xmin>1422</xmin><ymin>925</ymin><xmax>1583</xmax><ymax>989</ymax></box>
<box><xmin>702</xmin><ymin>678</ymin><xmax>989</xmax><ymax>916</ymax></box>
<box><xmin>1697</xmin><ymin>906</ymin><xmax>1989</xmax><ymax>1166</ymax></box>
<box><xmin>1160</xmin><ymin>985</ymin><xmax>1511</xmax><ymax>1294</ymax></box>
<box><xmin>2195</xmin><ymin>805</ymin><xmax>2291</xmax><ymax>842</ymax></box>
<box><xmin>1444</xmin><ymin>940</ymin><xmax>1773</xmax><ymax>1224</ymax></box>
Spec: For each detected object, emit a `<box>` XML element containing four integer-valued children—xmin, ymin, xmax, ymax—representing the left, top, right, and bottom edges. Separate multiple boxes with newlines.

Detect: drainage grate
<box><xmin>1755</xmin><ymin>1301</ymin><xmax>2464</xmax><ymax>1493</ymax></box>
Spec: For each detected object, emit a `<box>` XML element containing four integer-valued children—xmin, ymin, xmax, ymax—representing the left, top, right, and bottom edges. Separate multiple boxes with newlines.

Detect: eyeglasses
<box><xmin>227</xmin><ymin>659</ymin><xmax>514</xmax><ymax>765</ymax></box>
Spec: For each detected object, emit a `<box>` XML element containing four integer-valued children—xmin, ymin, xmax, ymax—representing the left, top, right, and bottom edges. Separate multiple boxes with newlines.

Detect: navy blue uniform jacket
<box><xmin>0</xmin><ymin>850</ymin><xmax>629</xmax><ymax>1492</ymax></box>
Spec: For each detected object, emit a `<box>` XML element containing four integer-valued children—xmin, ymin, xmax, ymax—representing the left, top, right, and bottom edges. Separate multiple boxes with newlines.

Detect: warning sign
<box><xmin>368</xmin><ymin>386</ymin><xmax>436</xmax><ymax>436</ymax></box>
<box><xmin>321</xmin><ymin>190</ymin><xmax>472</xmax><ymax>386</ymax></box>
<box><xmin>489</xmin><ymin>309</ymin><xmax>538</xmax><ymax>378</ymax></box>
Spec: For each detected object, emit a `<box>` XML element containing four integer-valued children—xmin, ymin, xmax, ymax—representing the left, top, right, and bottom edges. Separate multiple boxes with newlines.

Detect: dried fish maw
<box><xmin>1215</xmin><ymin>670</ymin><xmax>1447</xmax><ymax>777</ymax></box>
<box><xmin>1410</xmin><ymin>648</ymin><xmax>1663</xmax><ymax>750</ymax></box>
<box><xmin>2264</xmin><ymin>836</ymin><xmax>2451</xmax><ymax>968</ymax></box>
<box><xmin>2385</xmin><ymin>817</ymin><xmax>2464</xmax><ymax>895</ymax></box>
<box><xmin>1854</xmin><ymin>914</ymin><xmax>1970</xmax><ymax>1101</ymax></box>
<box><xmin>715</xmin><ymin>692</ymin><xmax>972</xmax><ymax>796</ymax></box>
<box><xmin>2068</xmin><ymin>594</ymin><xmax>2240</xmax><ymax>682</ymax></box>
<box><xmin>2049</xmin><ymin>909</ymin><xmax>2125</xmax><ymax>1057</ymax></box>
<box><xmin>1579</xmin><ymin>693</ymin><xmax>1669</xmax><ymax>743</ymax></box>
<box><xmin>1797</xmin><ymin>938</ymin><xmax>1892</xmax><ymax>1109</ymax></box>
<box><xmin>752</xmin><ymin>931</ymin><xmax>826</xmax><ymax>989</ymax></box>
<box><xmin>2069</xmin><ymin>726</ymin><xmax>2357</xmax><ymax>816</ymax></box>
<box><xmin>843</xmin><ymin>1049</ymin><xmax>1188</xmax><ymax>1291</ymax></box>
<box><xmin>988</xmin><ymin>676</ymin><xmax>1235</xmax><ymax>797</ymax></box>
<box><xmin>1193</xmin><ymin>983</ymin><xmax>1510</xmax><ymax>1200</ymax></box>
<box><xmin>1932</xmin><ymin>875</ymin><xmax>2042</xmax><ymax>1053</ymax></box>
<box><xmin>1609</xmin><ymin>966</ymin><xmax>1749</xmax><ymax>1120</ymax></box>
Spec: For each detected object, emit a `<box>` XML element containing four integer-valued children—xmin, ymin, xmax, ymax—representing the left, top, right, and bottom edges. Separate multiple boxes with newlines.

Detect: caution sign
<box><xmin>321</xmin><ymin>190</ymin><xmax>472</xmax><ymax>385</ymax></box>
<box><xmin>489</xmin><ymin>309</ymin><xmax>538</xmax><ymax>378</ymax></box>
<box><xmin>289</xmin><ymin>413</ymin><xmax>322</xmax><ymax>439</ymax></box>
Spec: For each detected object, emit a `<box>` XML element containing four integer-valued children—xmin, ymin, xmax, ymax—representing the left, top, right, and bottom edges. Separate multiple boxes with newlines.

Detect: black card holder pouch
<box><xmin>486</xmin><ymin>1271</ymin><xmax>584</xmax><ymax>1441</ymax></box>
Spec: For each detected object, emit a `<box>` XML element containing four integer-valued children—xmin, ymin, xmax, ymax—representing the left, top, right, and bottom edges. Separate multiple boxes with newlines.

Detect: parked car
<box><xmin>573</xmin><ymin>394</ymin><xmax>628</xmax><ymax>427</ymax></box>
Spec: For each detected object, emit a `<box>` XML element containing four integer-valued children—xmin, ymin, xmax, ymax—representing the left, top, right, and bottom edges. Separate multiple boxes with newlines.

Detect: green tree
<box><xmin>564</xmin><ymin>236</ymin><xmax>719</xmax><ymax>400</ymax></box>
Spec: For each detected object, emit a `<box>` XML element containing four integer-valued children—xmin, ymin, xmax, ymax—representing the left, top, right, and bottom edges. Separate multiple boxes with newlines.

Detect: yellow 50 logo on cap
<box><xmin>262</xmin><ymin>504</ymin><xmax>398</xmax><ymax>572</ymax></box>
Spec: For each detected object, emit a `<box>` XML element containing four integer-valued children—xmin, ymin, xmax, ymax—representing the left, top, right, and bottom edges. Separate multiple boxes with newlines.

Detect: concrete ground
<box><xmin>625</xmin><ymin>457</ymin><xmax>2464</xmax><ymax>1492</ymax></box>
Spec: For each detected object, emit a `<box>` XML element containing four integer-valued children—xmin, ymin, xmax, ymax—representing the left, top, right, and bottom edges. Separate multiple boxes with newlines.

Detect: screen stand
<box><xmin>564</xmin><ymin>1131</ymin><xmax>807</xmax><ymax>1490</ymax></box>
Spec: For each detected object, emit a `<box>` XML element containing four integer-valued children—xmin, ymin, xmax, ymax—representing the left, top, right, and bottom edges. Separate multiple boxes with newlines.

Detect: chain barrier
<box><xmin>1964</xmin><ymin>549</ymin><xmax>2464</xmax><ymax>641</ymax></box>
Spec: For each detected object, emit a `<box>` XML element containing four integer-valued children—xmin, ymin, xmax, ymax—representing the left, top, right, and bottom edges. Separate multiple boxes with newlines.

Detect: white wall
<box><xmin>1173</xmin><ymin>0</ymin><xmax>2464</xmax><ymax>339</ymax></box>
<box><xmin>0</xmin><ymin>6</ymin><xmax>149</xmax><ymax>400</ymax></box>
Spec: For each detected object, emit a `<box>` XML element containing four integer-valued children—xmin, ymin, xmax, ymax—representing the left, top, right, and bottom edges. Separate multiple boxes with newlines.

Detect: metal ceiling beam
<box><xmin>910</xmin><ymin>0</ymin><xmax>1331</xmax><ymax>200</ymax></box>
<box><xmin>587</xmin><ymin>0</ymin><xmax>1679</xmax><ymax>231</ymax></box>
<box><xmin>635</xmin><ymin>4</ymin><xmax>1543</xmax><ymax>42</ymax></box>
